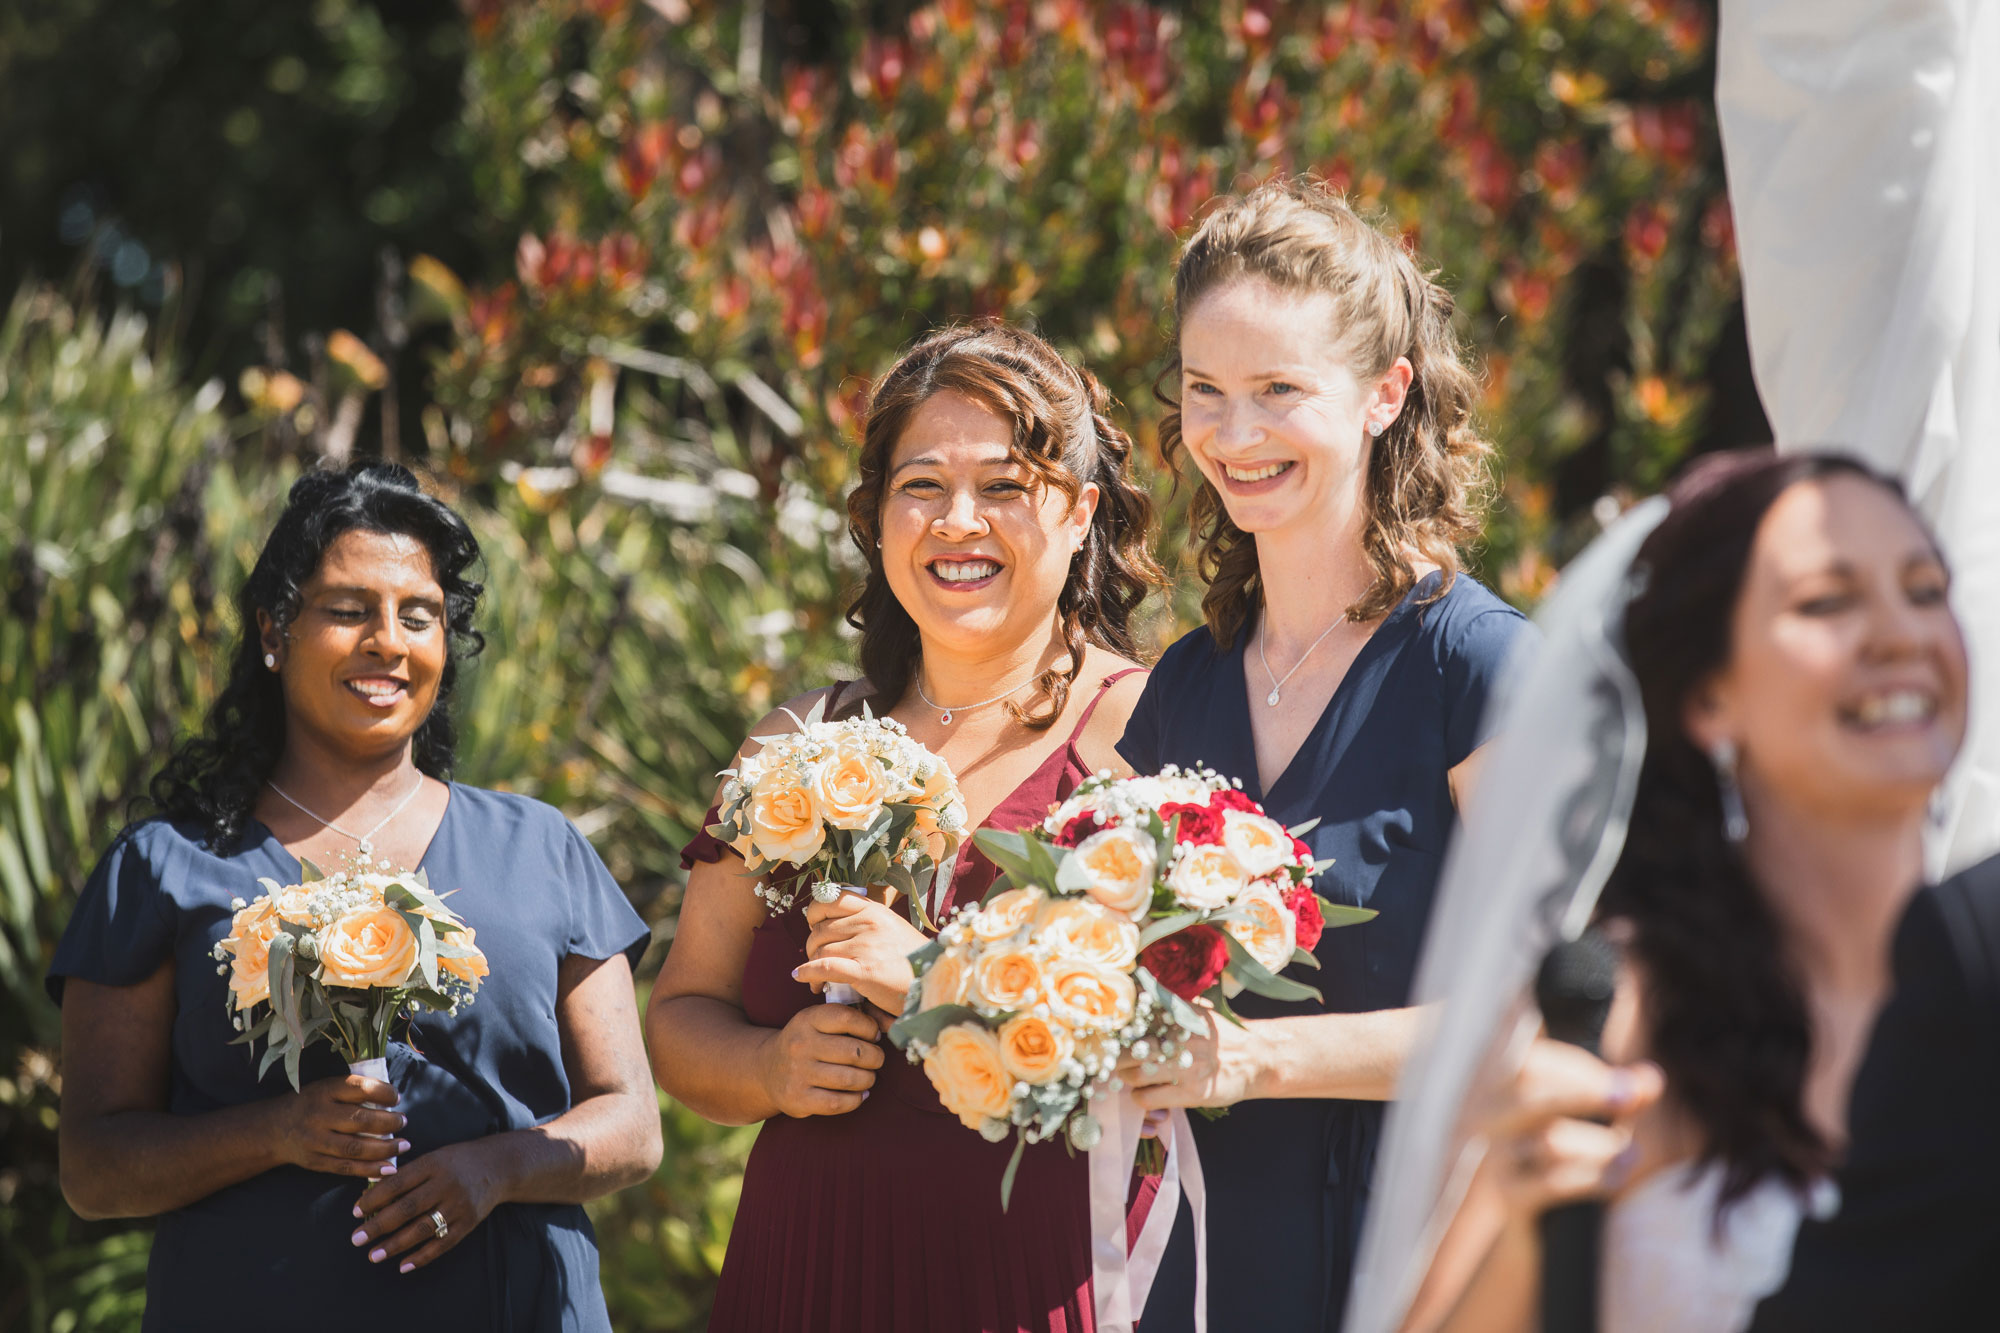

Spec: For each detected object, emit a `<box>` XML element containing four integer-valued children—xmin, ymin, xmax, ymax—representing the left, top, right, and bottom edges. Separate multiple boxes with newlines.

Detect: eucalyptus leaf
<box><xmin>1320</xmin><ymin>903</ymin><xmax>1379</xmax><ymax>929</ymax></box>
<box><xmin>1289</xmin><ymin>946</ymin><xmax>1322</xmax><ymax>970</ymax></box>
<box><xmin>1135</xmin><ymin>911</ymin><xmax>1203</xmax><ymax>951</ymax></box>
<box><xmin>417</xmin><ymin>914</ymin><xmax>439</xmax><ymax>990</ymax></box>
<box><xmin>1286</xmin><ymin>817</ymin><xmax>1322</xmax><ymax>838</ymax></box>
<box><xmin>970</xmin><ymin>829</ymin><xmax>1039</xmax><ymax>885</ymax></box>
<box><xmin>907</xmin><ymin>938</ymin><xmax>944</xmax><ymax>970</ymax></box>
<box><xmin>297</xmin><ymin>857</ymin><xmax>328</xmax><ymax>883</ymax></box>
<box><xmin>1217</xmin><ymin>929</ymin><xmax>1323</xmax><ymax>1004</ymax></box>
<box><xmin>888</xmin><ymin>1002</ymin><xmax>981</xmax><ymax>1051</ymax></box>
<box><xmin>998</xmin><ymin>1132</ymin><xmax>1028</xmax><ymax>1212</ymax></box>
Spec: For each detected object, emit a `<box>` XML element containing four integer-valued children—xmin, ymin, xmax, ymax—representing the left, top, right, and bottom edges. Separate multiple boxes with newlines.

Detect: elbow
<box><xmin>59</xmin><ymin>1159</ymin><xmax>123</xmax><ymax>1221</ymax></box>
<box><xmin>631</xmin><ymin>1098</ymin><xmax>665</xmax><ymax>1181</ymax></box>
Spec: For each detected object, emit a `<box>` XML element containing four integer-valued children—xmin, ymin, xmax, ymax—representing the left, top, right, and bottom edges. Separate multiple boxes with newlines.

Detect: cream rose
<box><xmin>1066</xmin><ymin>826</ymin><xmax>1157</xmax><ymax>918</ymax></box>
<box><xmin>925</xmin><ymin>1024</ymin><xmax>1014</xmax><ymax>1130</ymax></box>
<box><xmin>998</xmin><ymin>1014</ymin><xmax>1074</xmax><ymax>1085</ymax></box>
<box><xmin>970</xmin><ymin>886</ymin><xmax>1045</xmax><ymax>942</ymax></box>
<box><xmin>919</xmin><ymin>947</ymin><xmax>972</xmax><ymax>1011</ymax></box>
<box><xmin>1168</xmin><ymin>843</ymin><xmax>1248</xmax><ymax>910</ymax></box>
<box><xmin>317</xmin><ymin>907</ymin><xmax>420</xmax><ymax>989</ymax></box>
<box><xmin>973</xmin><ymin>946</ymin><xmax>1045</xmax><ymax>1011</ymax></box>
<box><xmin>271</xmin><ymin>885</ymin><xmax>317</xmax><ymax>926</ymax></box>
<box><xmin>1035</xmin><ymin>898</ymin><xmax>1140</xmax><ymax>971</ymax></box>
<box><xmin>1222</xmin><ymin>809</ymin><xmax>1292</xmax><ymax>877</ymax></box>
<box><xmin>1047</xmin><ymin>958</ymin><xmax>1136</xmax><ymax>1031</ymax></box>
<box><xmin>810</xmin><ymin>737</ymin><xmax>891</xmax><ymax>831</ymax></box>
<box><xmin>1225</xmin><ymin>883</ymin><xmax>1298</xmax><ymax>975</ymax></box>
<box><xmin>746</xmin><ymin>769</ymin><xmax>826</xmax><ymax>864</ymax></box>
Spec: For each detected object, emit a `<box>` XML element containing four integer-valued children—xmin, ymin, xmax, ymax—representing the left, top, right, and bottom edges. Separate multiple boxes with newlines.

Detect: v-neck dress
<box><xmin>46</xmin><ymin>784</ymin><xmax>651</xmax><ymax>1333</ymax></box>
<box><xmin>1118</xmin><ymin>572</ymin><xmax>1527</xmax><ymax>1333</ymax></box>
<box><xmin>681</xmin><ymin>671</ymin><xmax>1145</xmax><ymax>1333</ymax></box>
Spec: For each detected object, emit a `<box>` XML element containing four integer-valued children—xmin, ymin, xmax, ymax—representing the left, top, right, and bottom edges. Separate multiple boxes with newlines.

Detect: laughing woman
<box><xmin>1120</xmin><ymin>180</ymin><xmax>1530</xmax><ymax>1331</ymax></box>
<box><xmin>51</xmin><ymin>464</ymin><xmax>660</xmax><ymax>1332</ymax></box>
<box><xmin>647</xmin><ymin>322</ymin><xmax>1162</xmax><ymax>1332</ymax></box>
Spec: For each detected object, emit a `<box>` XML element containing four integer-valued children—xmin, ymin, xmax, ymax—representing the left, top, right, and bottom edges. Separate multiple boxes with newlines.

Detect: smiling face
<box><xmin>878</xmin><ymin>390</ymin><xmax>1098</xmax><ymax>660</ymax></box>
<box><xmin>259</xmin><ymin>527</ymin><xmax>450</xmax><ymax>765</ymax></box>
<box><xmin>1177</xmin><ymin>275</ymin><xmax>1411</xmax><ymax>542</ymax></box>
<box><xmin>1688</xmin><ymin>475</ymin><xmax>1967</xmax><ymax>825</ymax></box>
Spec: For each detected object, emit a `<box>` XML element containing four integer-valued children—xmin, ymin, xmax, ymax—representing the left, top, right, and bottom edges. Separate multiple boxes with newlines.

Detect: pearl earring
<box><xmin>264</xmin><ymin>653</ymin><xmax>277</xmax><ymax>669</ymax></box>
<box><xmin>1367</xmin><ymin>421</ymin><xmax>1385</xmax><ymax>438</ymax></box>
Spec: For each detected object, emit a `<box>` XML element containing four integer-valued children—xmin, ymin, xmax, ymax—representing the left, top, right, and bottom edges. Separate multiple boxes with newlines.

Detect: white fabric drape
<box><xmin>1717</xmin><ymin>0</ymin><xmax>2000</xmax><ymax>874</ymax></box>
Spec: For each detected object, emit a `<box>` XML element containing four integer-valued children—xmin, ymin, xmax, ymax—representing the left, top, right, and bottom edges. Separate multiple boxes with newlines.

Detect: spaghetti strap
<box><xmin>1065</xmin><ymin>667</ymin><xmax>1147</xmax><ymax>749</ymax></box>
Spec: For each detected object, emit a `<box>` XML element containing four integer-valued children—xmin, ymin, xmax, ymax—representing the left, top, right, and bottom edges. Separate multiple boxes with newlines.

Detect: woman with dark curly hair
<box><xmin>1118</xmin><ymin>178</ymin><xmax>1531</xmax><ymax>1331</ymax></box>
<box><xmin>648</xmin><ymin>321</ymin><xmax>1165</xmax><ymax>1331</ymax></box>
<box><xmin>1416</xmin><ymin>450</ymin><xmax>1968</xmax><ymax>1332</ymax></box>
<box><xmin>50</xmin><ymin>462</ymin><xmax>661</xmax><ymax>1331</ymax></box>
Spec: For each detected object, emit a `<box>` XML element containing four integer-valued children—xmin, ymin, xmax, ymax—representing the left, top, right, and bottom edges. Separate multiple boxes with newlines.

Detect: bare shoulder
<box><xmin>1072</xmin><ymin>651</ymin><xmax>1150</xmax><ymax>776</ymax></box>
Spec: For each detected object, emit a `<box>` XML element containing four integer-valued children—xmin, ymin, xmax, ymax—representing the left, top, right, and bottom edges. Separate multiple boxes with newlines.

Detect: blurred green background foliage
<box><xmin>1</xmin><ymin>1</ymin><xmax>1764</xmax><ymax>1328</ymax></box>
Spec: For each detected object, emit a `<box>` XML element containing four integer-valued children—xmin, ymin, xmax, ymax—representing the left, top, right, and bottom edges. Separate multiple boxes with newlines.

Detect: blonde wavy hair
<box><xmin>1163</xmin><ymin>177</ymin><xmax>1495</xmax><ymax>648</ymax></box>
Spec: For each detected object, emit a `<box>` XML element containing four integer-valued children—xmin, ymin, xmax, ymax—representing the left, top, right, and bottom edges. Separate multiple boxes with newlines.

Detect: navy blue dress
<box><xmin>46</xmin><ymin>784</ymin><xmax>651</xmax><ymax>1333</ymax></box>
<box><xmin>1121</xmin><ymin>572</ymin><xmax>1527</xmax><ymax>1333</ymax></box>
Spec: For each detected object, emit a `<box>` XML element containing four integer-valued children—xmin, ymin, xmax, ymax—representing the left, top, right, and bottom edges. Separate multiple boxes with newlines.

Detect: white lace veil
<box><xmin>1345</xmin><ymin>496</ymin><xmax>1670</xmax><ymax>1333</ymax></box>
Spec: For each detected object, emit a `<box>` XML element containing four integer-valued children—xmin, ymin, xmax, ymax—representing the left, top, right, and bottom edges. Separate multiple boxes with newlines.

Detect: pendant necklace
<box><xmin>914</xmin><ymin>671</ymin><xmax>1039</xmax><ymax>726</ymax></box>
<box><xmin>1258</xmin><ymin>612</ymin><xmax>1348</xmax><ymax>707</ymax></box>
<box><xmin>267</xmin><ymin>775</ymin><xmax>427</xmax><ymax>856</ymax></box>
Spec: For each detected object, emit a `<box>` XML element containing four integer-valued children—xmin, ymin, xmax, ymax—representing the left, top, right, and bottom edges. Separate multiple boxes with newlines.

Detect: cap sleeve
<box><xmin>1115</xmin><ymin>664</ymin><xmax>1166</xmax><ymax>775</ymax></box>
<box><xmin>561</xmin><ymin>821</ymin><xmax>651</xmax><ymax>969</ymax></box>
<box><xmin>679</xmin><ymin>802</ymin><xmax>739</xmax><ymax>872</ymax></box>
<box><xmin>1441</xmin><ymin>605</ymin><xmax>1534</xmax><ymax>767</ymax></box>
<box><xmin>46</xmin><ymin>823</ymin><xmax>181</xmax><ymax>1004</ymax></box>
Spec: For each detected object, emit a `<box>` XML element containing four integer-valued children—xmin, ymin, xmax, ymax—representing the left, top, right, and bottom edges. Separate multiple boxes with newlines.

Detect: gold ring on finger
<box><xmin>430</xmin><ymin>1208</ymin><xmax>449</xmax><ymax>1240</ymax></box>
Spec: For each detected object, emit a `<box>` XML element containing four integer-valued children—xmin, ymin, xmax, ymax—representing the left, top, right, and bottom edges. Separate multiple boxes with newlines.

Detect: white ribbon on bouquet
<box><xmin>349</xmin><ymin>1055</ymin><xmax>398</xmax><ymax>1171</ymax></box>
<box><xmin>1090</xmin><ymin>1092</ymin><xmax>1208</xmax><ymax>1333</ymax></box>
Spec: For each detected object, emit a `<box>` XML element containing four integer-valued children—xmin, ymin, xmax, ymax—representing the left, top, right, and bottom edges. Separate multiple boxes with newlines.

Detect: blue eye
<box><xmin>1188</xmin><ymin>382</ymin><xmax>1222</xmax><ymax>396</ymax></box>
<box><xmin>1268</xmin><ymin>381</ymin><xmax>1298</xmax><ymax>396</ymax></box>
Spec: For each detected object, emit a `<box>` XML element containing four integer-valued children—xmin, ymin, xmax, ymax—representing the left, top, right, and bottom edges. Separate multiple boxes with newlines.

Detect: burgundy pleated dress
<box><xmin>682</xmin><ymin>672</ymin><xmax>1147</xmax><ymax>1333</ymax></box>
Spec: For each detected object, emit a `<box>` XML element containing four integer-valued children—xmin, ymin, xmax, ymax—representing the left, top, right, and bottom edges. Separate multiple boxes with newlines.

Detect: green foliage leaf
<box><xmin>887</xmin><ymin>1003</ymin><xmax>981</xmax><ymax>1052</ymax></box>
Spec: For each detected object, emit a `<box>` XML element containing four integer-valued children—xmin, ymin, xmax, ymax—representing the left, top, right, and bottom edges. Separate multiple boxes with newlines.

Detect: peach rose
<box><xmin>439</xmin><ymin>923</ymin><xmax>490</xmax><ymax>984</ymax></box>
<box><xmin>924</xmin><ymin>1024</ymin><xmax>1014</xmax><ymax>1130</ymax></box>
<box><xmin>746</xmin><ymin>769</ymin><xmax>826</xmax><ymax>865</ymax></box>
<box><xmin>220</xmin><ymin>900</ymin><xmax>284</xmax><ymax>1010</ymax></box>
<box><xmin>317</xmin><ymin>907</ymin><xmax>420</xmax><ymax>989</ymax></box>
<box><xmin>970</xmin><ymin>886</ymin><xmax>1045</xmax><ymax>942</ymax></box>
<box><xmin>998</xmin><ymin>1014</ymin><xmax>1074</xmax><ymax>1085</ymax></box>
<box><xmin>1168</xmin><ymin>843</ymin><xmax>1247</xmax><ymax>911</ymax></box>
<box><xmin>810</xmin><ymin>738</ymin><xmax>891</xmax><ymax>831</ymax></box>
<box><xmin>1035</xmin><ymin>898</ymin><xmax>1140</xmax><ymax>971</ymax></box>
<box><xmin>1068</xmin><ymin>827</ymin><xmax>1157</xmax><ymax>918</ymax></box>
<box><xmin>920</xmin><ymin>946</ymin><xmax>972</xmax><ymax>1011</ymax></box>
<box><xmin>1222</xmin><ymin>809</ymin><xmax>1292</xmax><ymax>877</ymax></box>
<box><xmin>973</xmin><ymin>946</ymin><xmax>1045</xmax><ymax>1011</ymax></box>
<box><xmin>1047</xmin><ymin>958</ymin><xmax>1136</xmax><ymax>1030</ymax></box>
<box><xmin>910</xmin><ymin>768</ymin><xmax>966</xmax><ymax>862</ymax></box>
<box><xmin>1224</xmin><ymin>883</ymin><xmax>1297</xmax><ymax>976</ymax></box>
<box><xmin>271</xmin><ymin>885</ymin><xmax>317</xmax><ymax>926</ymax></box>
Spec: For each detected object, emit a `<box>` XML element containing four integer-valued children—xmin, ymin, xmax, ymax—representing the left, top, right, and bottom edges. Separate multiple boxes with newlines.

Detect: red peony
<box><xmin>1285</xmin><ymin>884</ymin><xmax>1324</xmax><ymax>953</ymax></box>
<box><xmin>1160</xmin><ymin>800</ymin><xmax>1224</xmax><ymax>845</ymax></box>
<box><xmin>1291</xmin><ymin>836</ymin><xmax>1314</xmax><ymax>865</ymax></box>
<box><xmin>1210</xmin><ymin>788</ymin><xmax>1258</xmax><ymax>814</ymax></box>
<box><xmin>1139</xmin><ymin>925</ymin><xmax>1231</xmax><ymax>1000</ymax></box>
<box><xmin>1054</xmin><ymin>811</ymin><xmax>1101</xmax><ymax>847</ymax></box>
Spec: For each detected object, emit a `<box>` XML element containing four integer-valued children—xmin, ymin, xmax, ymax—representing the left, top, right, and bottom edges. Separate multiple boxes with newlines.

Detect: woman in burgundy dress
<box><xmin>646</xmin><ymin>321</ymin><xmax>1166</xmax><ymax>1332</ymax></box>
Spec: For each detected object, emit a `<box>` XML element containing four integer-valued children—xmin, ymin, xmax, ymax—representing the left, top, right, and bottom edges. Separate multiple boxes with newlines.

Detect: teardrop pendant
<box><xmin>1266</xmin><ymin>689</ymin><xmax>1281</xmax><ymax>707</ymax></box>
<box><xmin>939</xmin><ymin>710</ymin><xmax>953</xmax><ymax>725</ymax></box>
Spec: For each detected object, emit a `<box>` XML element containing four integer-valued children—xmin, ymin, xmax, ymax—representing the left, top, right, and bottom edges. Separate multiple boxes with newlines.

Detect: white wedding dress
<box><xmin>1600</xmin><ymin>1162</ymin><xmax>1838</xmax><ymax>1333</ymax></box>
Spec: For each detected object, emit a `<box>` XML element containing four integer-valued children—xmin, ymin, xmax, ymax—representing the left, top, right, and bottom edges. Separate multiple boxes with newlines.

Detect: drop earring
<box><xmin>1709</xmin><ymin>739</ymin><xmax>1750</xmax><ymax>843</ymax></box>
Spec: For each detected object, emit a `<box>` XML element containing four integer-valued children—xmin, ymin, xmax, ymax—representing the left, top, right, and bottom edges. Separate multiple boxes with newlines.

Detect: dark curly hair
<box><xmin>146</xmin><ymin>461</ymin><xmax>485</xmax><ymax>850</ymax></box>
<box><xmin>1159</xmin><ymin>176</ymin><xmax>1494</xmax><ymax>648</ymax></box>
<box><xmin>844</xmin><ymin>321</ymin><xmax>1165</xmax><ymax>728</ymax></box>
<box><xmin>1600</xmin><ymin>447</ymin><xmax>1921</xmax><ymax>1211</ymax></box>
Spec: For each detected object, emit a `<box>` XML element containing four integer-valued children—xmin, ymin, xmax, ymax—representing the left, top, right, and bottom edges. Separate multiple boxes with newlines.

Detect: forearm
<box><xmin>1246</xmin><ymin>1006</ymin><xmax>1424</xmax><ymax>1101</ymax></box>
<box><xmin>62</xmin><ymin>1099</ymin><xmax>285</xmax><ymax>1219</ymax></box>
<box><xmin>476</xmin><ymin>1089</ymin><xmax>662</xmax><ymax>1206</ymax></box>
<box><xmin>646</xmin><ymin>993</ymin><xmax>780</xmax><ymax>1125</ymax></box>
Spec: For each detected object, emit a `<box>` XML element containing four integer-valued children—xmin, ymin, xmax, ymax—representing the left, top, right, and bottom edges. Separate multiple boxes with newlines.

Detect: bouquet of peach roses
<box><xmin>889</xmin><ymin>766</ymin><xmax>1374</xmax><ymax>1327</ymax></box>
<box><xmin>213</xmin><ymin>854</ymin><xmax>487</xmax><ymax>1128</ymax></box>
<box><xmin>707</xmin><ymin>696</ymin><xmax>968</xmax><ymax>958</ymax></box>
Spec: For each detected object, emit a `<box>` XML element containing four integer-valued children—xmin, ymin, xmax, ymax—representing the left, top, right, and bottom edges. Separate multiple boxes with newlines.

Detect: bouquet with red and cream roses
<box><xmin>890</xmin><ymin>765</ymin><xmax>1374</xmax><ymax>1207</ymax></box>
<box><xmin>213</xmin><ymin>854</ymin><xmax>487</xmax><ymax>1136</ymax></box>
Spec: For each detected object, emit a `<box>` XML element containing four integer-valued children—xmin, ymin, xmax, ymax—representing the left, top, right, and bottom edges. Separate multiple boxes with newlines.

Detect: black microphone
<box><xmin>1534</xmin><ymin>929</ymin><xmax>1620</xmax><ymax>1333</ymax></box>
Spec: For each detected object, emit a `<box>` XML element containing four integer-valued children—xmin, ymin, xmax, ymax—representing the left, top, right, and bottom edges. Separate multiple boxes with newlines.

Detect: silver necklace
<box><xmin>267</xmin><ymin>776</ymin><xmax>426</xmax><ymax>856</ymax></box>
<box><xmin>1257</xmin><ymin>613</ymin><xmax>1348</xmax><ymax>707</ymax></box>
<box><xmin>914</xmin><ymin>670</ymin><xmax>1039</xmax><ymax>725</ymax></box>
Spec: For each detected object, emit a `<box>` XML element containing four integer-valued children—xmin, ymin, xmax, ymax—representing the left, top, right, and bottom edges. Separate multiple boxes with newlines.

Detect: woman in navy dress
<box><xmin>1121</xmin><ymin>179</ymin><xmax>1529</xmax><ymax>1331</ymax></box>
<box><xmin>50</xmin><ymin>463</ymin><xmax>660</xmax><ymax>1331</ymax></box>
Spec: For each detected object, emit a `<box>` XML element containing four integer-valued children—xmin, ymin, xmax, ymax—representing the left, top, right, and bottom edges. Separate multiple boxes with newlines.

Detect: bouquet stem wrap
<box><xmin>348</xmin><ymin>1056</ymin><xmax>397</xmax><ymax>1172</ymax></box>
<box><xmin>1089</xmin><ymin>1094</ymin><xmax>1207</xmax><ymax>1333</ymax></box>
<box><xmin>815</xmin><ymin>882</ymin><xmax>903</xmax><ymax>1007</ymax></box>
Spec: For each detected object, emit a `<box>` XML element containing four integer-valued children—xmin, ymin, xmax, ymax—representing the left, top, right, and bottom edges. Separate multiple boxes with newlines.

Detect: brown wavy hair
<box><xmin>844</xmin><ymin>321</ymin><xmax>1165</xmax><ymax>729</ymax></box>
<box><xmin>1161</xmin><ymin>177</ymin><xmax>1494</xmax><ymax>648</ymax></box>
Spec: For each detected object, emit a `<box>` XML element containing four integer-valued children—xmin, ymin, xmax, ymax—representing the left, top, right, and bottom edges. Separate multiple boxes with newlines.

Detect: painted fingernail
<box><xmin>397</xmin><ymin>1140</ymin><xmax>411</xmax><ymax>1153</ymax></box>
<box><xmin>861</xmin><ymin>1090</ymin><xmax>870</xmax><ymax>1101</ymax></box>
<box><xmin>351</xmin><ymin>1229</ymin><xmax>367</xmax><ymax>1246</ymax></box>
<box><xmin>790</xmin><ymin>967</ymin><xmax>802</xmax><ymax>980</ymax></box>
<box><xmin>396</xmin><ymin>1115</ymin><xmax>408</xmax><ymax>1129</ymax></box>
<box><xmin>353</xmin><ymin>1205</ymin><xmax>363</xmax><ymax>1219</ymax></box>
<box><xmin>1605</xmin><ymin>1068</ymin><xmax>1635</xmax><ymax>1113</ymax></box>
<box><xmin>400</xmin><ymin>1261</ymin><xmax>415</xmax><ymax>1274</ymax></box>
<box><xmin>379</xmin><ymin>1163</ymin><xmax>396</xmax><ymax>1175</ymax></box>
<box><xmin>369</xmin><ymin>1248</ymin><xmax>386</xmax><ymax>1263</ymax></box>
<box><xmin>1605</xmin><ymin>1142</ymin><xmax>1641</xmax><ymax>1190</ymax></box>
